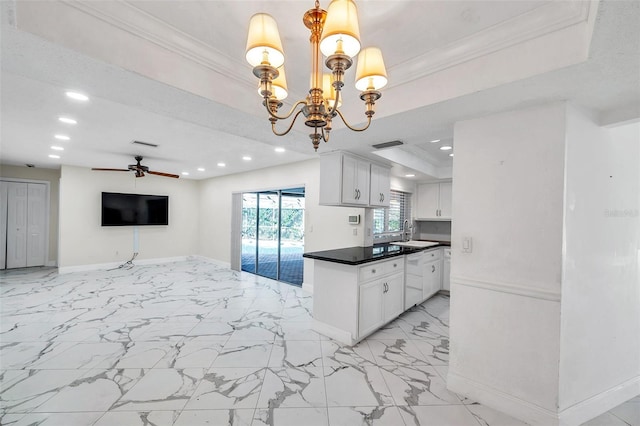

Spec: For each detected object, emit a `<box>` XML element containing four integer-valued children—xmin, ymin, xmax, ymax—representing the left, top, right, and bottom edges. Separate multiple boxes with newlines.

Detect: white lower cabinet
<box><xmin>358</xmin><ymin>280</ymin><xmax>385</xmax><ymax>337</ymax></box>
<box><xmin>359</xmin><ymin>271</ymin><xmax>404</xmax><ymax>337</ymax></box>
<box><xmin>313</xmin><ymin>257</ymin><xmax>404</xmax><ymax>345</ymax></box>
<box><xmin>312</xmin><ymin>248</ymin><xmax>445</xmax><ymax>345</ymax></box>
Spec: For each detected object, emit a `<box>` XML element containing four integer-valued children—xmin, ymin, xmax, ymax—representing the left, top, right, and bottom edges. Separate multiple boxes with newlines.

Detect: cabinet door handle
<box><xmin>371</xmin><ymin>269</ymin><xmax>376</xmax><ymax>274</ymax></box>
<box><xmin>393</xmin><ymin>263</ymin><xmax>397</xmax><ymax>268</ymax></box>
<box><xmin>432</xmin><ymin>265</ymin><xmax>436</xmax><ymax>273</ymax></box>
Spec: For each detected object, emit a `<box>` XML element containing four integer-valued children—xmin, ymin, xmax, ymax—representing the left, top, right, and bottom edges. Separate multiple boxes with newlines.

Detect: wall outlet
<box><xmin>353</xmin><ymin>228</ymin><xmax>358</xmax><ymax>236</ymax></box>
<box><xmin>462</xmin><ymin>236</ymin><xmax>472</xmax><ymax>253</ymax></box>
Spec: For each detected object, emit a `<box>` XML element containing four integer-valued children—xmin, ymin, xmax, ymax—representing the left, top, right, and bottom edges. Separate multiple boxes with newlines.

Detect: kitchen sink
<box><xmin>391</xmin><ymin>240</ymin><xmax>440</xmax><ymax>248</ymax></box>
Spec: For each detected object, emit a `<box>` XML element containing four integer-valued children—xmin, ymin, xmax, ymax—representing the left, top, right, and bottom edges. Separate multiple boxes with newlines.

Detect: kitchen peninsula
<box><xmin>304</xmin><ymin>242</ymin><xmax>450</xmax><ymax>345</ymax></box>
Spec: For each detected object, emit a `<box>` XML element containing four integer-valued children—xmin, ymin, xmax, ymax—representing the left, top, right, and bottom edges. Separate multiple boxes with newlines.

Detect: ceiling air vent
<box><xmin>132</xmin><ymin>140</ymin><xmax>158</xmax><ymax>148</ymax></box>
<box><xmin>372</xmin><ymin>140</ymin><xmax>403</xmax><ymax>149</ymax></box>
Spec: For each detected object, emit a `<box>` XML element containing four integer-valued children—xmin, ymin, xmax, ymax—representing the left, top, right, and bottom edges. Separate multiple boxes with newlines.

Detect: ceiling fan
<box><xmin>92</xmin><ymin>155</ymin><xmax>180</xmax><ymax>178</ymax></box>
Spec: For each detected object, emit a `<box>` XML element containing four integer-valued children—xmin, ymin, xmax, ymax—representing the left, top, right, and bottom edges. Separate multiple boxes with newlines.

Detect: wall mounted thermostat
<box><xmin>348</xmin><ymin>215</ymin><xmax>360</xmax><ymax>225</ymax></box>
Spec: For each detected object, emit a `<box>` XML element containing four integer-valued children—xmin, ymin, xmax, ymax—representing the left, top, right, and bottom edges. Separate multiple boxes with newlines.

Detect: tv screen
<box><xmin>101</xmin><ymin>192</ymin><xmax>169</xmax><ymax>226</ymax></box>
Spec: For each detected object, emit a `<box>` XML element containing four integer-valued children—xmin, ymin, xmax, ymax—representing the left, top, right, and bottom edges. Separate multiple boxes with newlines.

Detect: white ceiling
<box><xmin>1</xmin><ymin>0</ymin><xmax>638</xmax><ymax>181</ymax></box>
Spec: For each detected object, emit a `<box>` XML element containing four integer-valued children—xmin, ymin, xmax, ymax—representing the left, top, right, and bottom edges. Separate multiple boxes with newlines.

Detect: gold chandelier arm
<box><xmin>264</xmin><ymin>98</ymin><xmax>307</xmax><ymax>121</ymax></box>
<box><xmin>271</xmin><ymin>109</ymin><xmax>304</xmax><ymax>136</ymax></box>
<box><xmin>326</xmin><ymin>87</ymin><xmax>342</xmax><ymax>117</ymax></box>
<box><xmin>335</xmin><ymin>109</ymin><xmax>373</xmax><ymax>132</ymax></box>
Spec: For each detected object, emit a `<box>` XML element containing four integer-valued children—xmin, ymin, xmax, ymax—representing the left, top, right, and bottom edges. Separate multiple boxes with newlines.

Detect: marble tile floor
<box><xmin>1</xmin><ymin>259</ymin><xmax>638</xmax><ymax>426</ymax></box>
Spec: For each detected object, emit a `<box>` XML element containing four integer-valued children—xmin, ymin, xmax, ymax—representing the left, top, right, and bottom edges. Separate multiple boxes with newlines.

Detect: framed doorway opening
<box><xmin>240</xmin><ymin>187</ymin><xmax>305</xmax><ymax>285</ymax></box>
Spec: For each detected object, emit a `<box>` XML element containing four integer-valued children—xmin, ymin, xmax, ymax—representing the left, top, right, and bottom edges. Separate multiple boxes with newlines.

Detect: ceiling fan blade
<box><xmin>148</xmin><ymin>170</ymin><xmax>180</xmax><ymax>179</ymax></box>
<box><xmin>92</xmin><ymin>168</ymin><xmax>130</xmax><ymax>172</ymax></box>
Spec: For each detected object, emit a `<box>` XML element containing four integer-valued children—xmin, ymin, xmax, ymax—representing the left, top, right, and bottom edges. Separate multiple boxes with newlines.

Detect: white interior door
<box><xmin>6</xmin><ymin>182</ymin><xmax>28</xmax><ymax>268</ymax></box>
<box><xmin>0</xmin><ymin>182</ymin><xmax>7</xmax><ymax>269</ymax></box>
<box><xmin>27</xmin><ymin>183</ymin><xmax>46</xmax><ymax>267</ymax></box>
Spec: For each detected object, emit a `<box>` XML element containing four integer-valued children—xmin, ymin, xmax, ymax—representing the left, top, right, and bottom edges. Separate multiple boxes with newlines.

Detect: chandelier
<box><xmin>245</xmin><ymin>0</ymin><xmax>388</xmax><ymax>151</ymax></box>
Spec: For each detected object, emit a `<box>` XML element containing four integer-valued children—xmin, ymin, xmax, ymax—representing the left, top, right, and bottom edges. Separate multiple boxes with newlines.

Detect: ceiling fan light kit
<box><xmin>245</xmin><ymin>0</ymin><xmax>388</xmax><ymax>151</ymax></box>
<box><xmin>92</xmin><ymin>156</ymin><xmax>180</xmax><ymax>179</ymax></box>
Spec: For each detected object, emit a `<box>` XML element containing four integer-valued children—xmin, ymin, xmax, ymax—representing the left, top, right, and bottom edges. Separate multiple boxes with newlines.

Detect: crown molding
<box><xmin>388</xmin><ymin>1</ymin><xmax>598</xmax><ymax>89</ymax></box>
<box><xmin>60</xmin><ymin>0</ymin><xmax>255</xmax><ymax>89</ymax></box>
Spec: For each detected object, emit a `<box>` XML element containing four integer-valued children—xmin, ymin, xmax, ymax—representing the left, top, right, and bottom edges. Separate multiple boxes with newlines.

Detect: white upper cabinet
<box><xmin>369</xmin><ymin>163</ymin><xmax>390</xmax><ymax>207</ymax></box>
<box><xmin>416</xmin><ymin>181</ymin><xmax>452</xmax><ymax>220</ymax></box>
<box><xmin>319</xmin><ymin>151</ymin><xmax>390</xmax><ymax>208</ymax></box>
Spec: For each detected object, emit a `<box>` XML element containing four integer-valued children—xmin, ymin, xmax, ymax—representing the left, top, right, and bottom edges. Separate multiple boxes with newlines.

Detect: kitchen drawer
<box><xmin>424</xmin><ymin>248</ymin><xmax>442</xmax><ymax>261</ymax></box>
<box><xmin>359</xmin><ymin>258</ymin><xmax>403</xmax><ymax>282</ymax></box>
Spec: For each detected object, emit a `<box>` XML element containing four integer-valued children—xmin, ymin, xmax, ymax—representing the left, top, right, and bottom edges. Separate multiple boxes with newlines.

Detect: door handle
<box><xmin>432</xmin><ymin>265</ymin><xmax>436</xmax><ymax>273</ymax></box>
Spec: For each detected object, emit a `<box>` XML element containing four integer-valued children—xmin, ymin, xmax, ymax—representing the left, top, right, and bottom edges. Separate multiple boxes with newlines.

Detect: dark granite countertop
<box><xmin>303</xmin><ymin>241</ymin><xmax>450</xmax><ymax>265</ymax></box>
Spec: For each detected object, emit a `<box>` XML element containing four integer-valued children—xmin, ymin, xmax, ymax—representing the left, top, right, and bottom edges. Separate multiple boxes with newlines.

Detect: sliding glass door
<box><xmin>256</xmin><ymin>191</ymin><xmax>279</xmax><ymax>280</ymax></box>
<box><xmin>241</xmin><ymin>187</ymin><xmax>305</xmax><ymax>285</ymax></box>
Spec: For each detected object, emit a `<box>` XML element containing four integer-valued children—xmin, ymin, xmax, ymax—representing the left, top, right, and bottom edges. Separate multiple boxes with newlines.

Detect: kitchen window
<box><xmin>373</xmin><ymin>190</ymin><xmax>411</xmax><ymax>242</ymax></box>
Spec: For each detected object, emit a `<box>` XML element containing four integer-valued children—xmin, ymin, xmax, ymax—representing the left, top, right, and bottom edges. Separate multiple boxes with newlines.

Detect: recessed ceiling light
<box><xmin>217</xmin><ymin>162</ymin><xmax>226</xmax><ymax>167</ymax></box>
<box><xmin>181</xmin><ymin>172</ymin><xmax>189</xmax><ymax>176</ymax></box>
<box><xmin>58</xmin><ymin>117</ymin><xmax>77</xmax><ymax>125</ymax></box>
<box><xmin>48</xmin><ymin>154</ymin><xmax>60</xmax><ymax>159</ymax></box>
<box><xmin>242</xmin><ymin>156</ymin><xmax>252</xmax><ymax>161</ymax></box>
<box><xmin>54</xmin><ymin>134</ymin><xmax>70</xmax><ymax>141</ymax></box>
<box><xmin>65</xmin><ymin>91</ymin><xmax>89</xmax><ymax>101</ymax></box>
<box><xmin>51</xmin><ymin>146</ymin><xmax>64</xmax><ymax>151</ymax></box>
<box><xmin>430</xmin><ymin>139</ymin><xmax>441</xmax><ymax>143</ymax></box>
<box><xmin>197</xmin><ymin>167</ymin><xmax>205</xmax><ymax>172</ymax></box>
<box><xmin>440</xmin><ymin>145</ymin><xmax>453</xmax><ymax>151</ymax></box>
<box><xmin>275</xmin><ymin>147</ymin><xmax>285</xmax><ymax>153</ymax></box>
<box><xmin>449</xmin><ymin>153</ymin><xmax>454</xmax><ymax>157</ymax></box>
<box><xmin>405</xmin><ymin>174</ymin><xmax>415</xmax><ymax>178</ymax></box>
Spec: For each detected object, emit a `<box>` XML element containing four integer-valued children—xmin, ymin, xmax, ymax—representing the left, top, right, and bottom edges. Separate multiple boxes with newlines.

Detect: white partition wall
<box><xmin>449</xmin><ymin>102</ymin><xmax>640</xmax><ymax>425</ymax></box>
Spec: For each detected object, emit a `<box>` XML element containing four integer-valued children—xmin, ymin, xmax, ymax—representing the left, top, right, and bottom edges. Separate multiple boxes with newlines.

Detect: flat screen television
<box><xmin>101</xmin><ymin>192</ymin><xmax>169</xmax><ymax>226</ymax></box>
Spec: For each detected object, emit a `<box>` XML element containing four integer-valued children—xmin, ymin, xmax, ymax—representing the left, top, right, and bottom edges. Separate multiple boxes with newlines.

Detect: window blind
<box><xmin>373</xmin><ymin>190</ymin><xmax>411</xmax><ymax>240</ymax></box>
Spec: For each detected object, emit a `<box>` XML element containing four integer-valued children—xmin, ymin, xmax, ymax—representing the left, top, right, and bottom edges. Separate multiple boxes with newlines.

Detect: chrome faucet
<box><xmin>402</xmin><ymin>219</ymin><xmax>410</xmax><ymax>242</ymax></box>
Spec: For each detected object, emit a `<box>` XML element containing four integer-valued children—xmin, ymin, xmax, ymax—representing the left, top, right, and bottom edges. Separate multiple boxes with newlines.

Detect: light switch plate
<box><xmin>462</xmin><ymin>236</ymin><xmax>472</xmax><ymax>253</ymax></box>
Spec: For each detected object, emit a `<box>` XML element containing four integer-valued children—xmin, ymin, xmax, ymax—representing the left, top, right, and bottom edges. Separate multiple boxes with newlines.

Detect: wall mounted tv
<box><xmin>101</xmin><ymin>192</ymin><xmax>169</xmax><ymax>226</ymax></box>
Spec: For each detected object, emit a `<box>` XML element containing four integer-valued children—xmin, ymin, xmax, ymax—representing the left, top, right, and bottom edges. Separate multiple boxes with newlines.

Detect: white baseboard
<box><xmin>58</xmin><ymin>256</ymin><xmax>189</xmax><ymax>274</ymax></box>
<box><xmin>313</xmin><ymin>319</ymin><xmax>355</xmax><ymax>345</ymax></box>
<box><xmin>558</xmin><ymin>376</ymin><xmax>640</xmax><ymax>425</ymax></box>
<box><xmin>302</xmin><ymin>282</ymin><xmax>314</xmax><ymax>294</ymax></box>
<box><xmin>448</xmin><ymin>371</ymin><xmax>640</xmax><ymax>426</ymax></box>
<box><xmin>188</xmin><ymin>255</ymin><xmax>231</xmax><ymax>269</ymax></box>
<box><xmin>447</xmin><ymin>370</ymin><xmax>560</xmax><ymax>425</ymax></box>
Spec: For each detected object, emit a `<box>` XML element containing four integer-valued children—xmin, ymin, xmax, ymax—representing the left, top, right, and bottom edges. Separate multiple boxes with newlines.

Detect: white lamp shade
<box><xmin>272</xmin><ymin>66</ymin><xmax>289</xmax><ymax>100</ymax></box>
<box><xmin>246</xmin><ymin>13</ymin><xmax>285</xmax><ymax>68</ymax></box>
<box><xmin>355</xmin><ymin>47</ymin><xmax>387</xmax><ymax>91</ymax></box>
<box><xmin>322</xmin><ymin>74</ymin><xmax>342</xmax><ymax>108</ymax></box>
<box><xmin>320</xmin><ymin>0</ymin><xmax>361</xmax><ymax>58</ymax></box>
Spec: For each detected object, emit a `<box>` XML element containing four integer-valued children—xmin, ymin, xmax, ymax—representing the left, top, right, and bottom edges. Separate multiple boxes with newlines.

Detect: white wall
<box><xmin>449</xmin><ymin>102</ymin><xmax>640</xmax><ymax>425</ymax></box>
<box><xmin>448</xmin><ymin>102</ymin><xmax>567</xmax><ymax>422</ymax></box>
<box><xmin>58</xmin><ymin>165</ymin><xmax>199</xmax><ymax>269</ymax></box>
<box><xmin>198</xmin><ymin>158</ymin><xmax>368</xmax><ymax>286</ymax></box>
<box><xmin>558</xmin><ymin>112</ymin><xmax>640</xmax><ymax>415</ymax></box>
